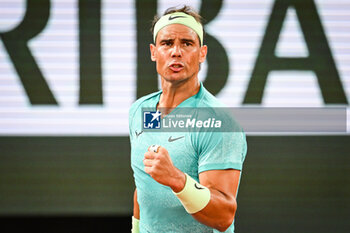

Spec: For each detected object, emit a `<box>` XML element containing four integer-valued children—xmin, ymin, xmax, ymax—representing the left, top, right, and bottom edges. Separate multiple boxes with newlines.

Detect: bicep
<box><xmin>192</xmin><ymin>169</ymin><xmax>241</xmax><ymax>229</ymax></box>
<box><xmin>199</xmin><ymin>169</ymin><xmax>241</xmax><ymax>198</ymax></box>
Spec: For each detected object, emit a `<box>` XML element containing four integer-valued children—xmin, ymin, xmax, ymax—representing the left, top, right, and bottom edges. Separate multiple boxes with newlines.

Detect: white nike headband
<box><xmin>153</xmin><ymin>12</ymin><xmax>204</xmax><ymax>46</ymax></box>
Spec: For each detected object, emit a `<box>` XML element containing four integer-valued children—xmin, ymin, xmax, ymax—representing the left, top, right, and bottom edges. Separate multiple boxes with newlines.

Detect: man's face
<box><xmin>150</xmin><ymin>24</ymin><xmax>207</xmax><ymax>83</ymax></box>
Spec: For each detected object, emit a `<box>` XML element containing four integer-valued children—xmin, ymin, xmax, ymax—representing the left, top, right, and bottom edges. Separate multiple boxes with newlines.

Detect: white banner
<box><xmin>0</xmin><ymin>0</ymin><xmax>349</xmax><ymax>135</ymax></box>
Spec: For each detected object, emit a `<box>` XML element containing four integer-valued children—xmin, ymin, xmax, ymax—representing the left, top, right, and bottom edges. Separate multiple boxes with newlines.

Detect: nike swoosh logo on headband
<box><xmin>168</xmin><ymin>15</ymin><xmax>186</xmax><ymax>20</ymax></box>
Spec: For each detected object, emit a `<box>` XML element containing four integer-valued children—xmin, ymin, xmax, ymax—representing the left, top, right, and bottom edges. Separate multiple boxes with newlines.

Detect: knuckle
<box><xmin>158</xmin><ymin>147</ymin><xmax>164</xmax><ymax>153</ymax></box>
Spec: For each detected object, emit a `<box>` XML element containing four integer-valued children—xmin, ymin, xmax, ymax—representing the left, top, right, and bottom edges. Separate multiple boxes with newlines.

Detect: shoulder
<box><xmin>129</xmin><ymin>91</ymin><xmax>161</xmax><ymax>117</ymax></box>
<box><xmin>197</xmin><ymin>85</ymin><xmax>244</xmax><ymax>133</ymax></box>
<box><xmin>197</xmin><ymin>85</ymin><xmax>227</xmax><ymax>108</ymax></box>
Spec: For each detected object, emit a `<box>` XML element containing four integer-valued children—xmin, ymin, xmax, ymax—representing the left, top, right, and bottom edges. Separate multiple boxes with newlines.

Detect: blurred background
<box><xmin>0</xmin><ymin>0</ymin><xmax>349</xmax><ymax>232</ymax></box>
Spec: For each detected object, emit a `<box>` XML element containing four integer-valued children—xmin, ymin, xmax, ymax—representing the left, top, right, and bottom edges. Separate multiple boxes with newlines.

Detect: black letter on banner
<box><xmin>79</xmin><ymin>0</ymin><xmax>103</xmax><ymax>104</ymax></box>
<box><xmin>199</xmin><ymin>0</ymin><xmax>229</xmax><ymax>96</ymax></box>
<box><xmin>244</xmin><ymin>0</ymin><xmax>347</xmax><ymax>104</ymax></box>
<box><xmin>136</xmin><ymin>0</ymin><xmax>158</xmax><ymax>98</ymax></box>
<box><xmin>0</xmin><ymin>0</ymin><xmax>57</xmax><ymax>105</ymax></box>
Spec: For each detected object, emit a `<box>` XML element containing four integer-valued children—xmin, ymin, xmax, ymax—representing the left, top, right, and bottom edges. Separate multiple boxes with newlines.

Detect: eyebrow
<box><xmin>159</xmin><ymin>38</ymin><xmax>196</xmax><ymax>44</ymax></box>
<box><xmin>159</xmin><ymin>39</ymin><xmax>174</xmax><ymax>44</ymax></box>
<box><xmin>181</xmin><ymin>39</ymin><xmax>196</xmax><ymax>44</ymax></box>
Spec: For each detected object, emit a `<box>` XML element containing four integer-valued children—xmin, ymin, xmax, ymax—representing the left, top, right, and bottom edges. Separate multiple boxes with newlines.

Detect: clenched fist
<box><xmin>143</xmin><ymin>145</ymin><xmax>186</xmax><ymax>192</ymax></box>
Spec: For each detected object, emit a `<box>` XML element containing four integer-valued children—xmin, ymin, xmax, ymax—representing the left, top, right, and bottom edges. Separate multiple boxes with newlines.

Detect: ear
<box><xmin>150</xmin><ymin>44</ymin><xmax>157</xmax><ymax>61</ymax></box>
<box><xmin>199</xmin><ymin>45</ymin><xmax>207</xmax><ymax>63</ymax></box>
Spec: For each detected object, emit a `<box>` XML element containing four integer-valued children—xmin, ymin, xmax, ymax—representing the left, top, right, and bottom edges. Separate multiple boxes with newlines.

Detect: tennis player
<box><xmin>129</xmin><ymin>5</ymin><xmax>247</xmax><ymax>233</ymax></box>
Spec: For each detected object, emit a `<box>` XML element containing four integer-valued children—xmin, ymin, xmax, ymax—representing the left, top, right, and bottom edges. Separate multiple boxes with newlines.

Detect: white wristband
<box><xmin>173</xmin><ymin>173</ymin><xmax>211</xmax><ymax>214</ymax></box>
<box><xmin>131</xmin><ymin>216</ymin><xmax>139</xmax><ymax>233</ymax></box>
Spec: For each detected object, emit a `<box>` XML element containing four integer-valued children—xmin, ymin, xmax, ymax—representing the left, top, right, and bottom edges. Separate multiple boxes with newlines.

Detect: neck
<box><xmin>158</xmin><ymin>77</ymin><xmax>200</xmax><ymax>111</ymax></box>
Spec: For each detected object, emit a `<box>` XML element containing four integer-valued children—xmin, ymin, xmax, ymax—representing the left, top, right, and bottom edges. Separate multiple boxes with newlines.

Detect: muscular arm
<box><xmin>143</xmin><ymin>146</ymin><xmax>241</xmax><ymax>232</ymax></box>
<box><xmin>192</xmin><ymin>169</ymin><xmax>240</xmax><ymax>232</ymax></box>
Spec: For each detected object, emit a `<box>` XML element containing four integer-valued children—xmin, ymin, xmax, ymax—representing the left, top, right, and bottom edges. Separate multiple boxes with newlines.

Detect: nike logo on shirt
<box><xmin>135</xmin><ymin>130</ymin><xmax>143</xmax><ymax>137</ymax></box>
<box><xmin>168</xmin><ymin>136</ymin><xmax>184</xmax><ymax>142</ymax></box>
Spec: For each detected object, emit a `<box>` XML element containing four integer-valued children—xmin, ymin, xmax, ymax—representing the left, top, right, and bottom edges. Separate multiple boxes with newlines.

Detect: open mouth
<box><xmin>169</xmin><ymin>62</ymin><xmax>184</xmax><ymax>72</ymax></box>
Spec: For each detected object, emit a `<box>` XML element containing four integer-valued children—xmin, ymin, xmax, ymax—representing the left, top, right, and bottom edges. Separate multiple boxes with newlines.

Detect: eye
<box><xmin>184</xmin><ymin>42</ymin><xmax>192</xmax><ymax>46</ymax></box>
<box><xmin>161</xmin><ymin>41</ymin><xmax>173</xmax><ymax>46</ymax></box>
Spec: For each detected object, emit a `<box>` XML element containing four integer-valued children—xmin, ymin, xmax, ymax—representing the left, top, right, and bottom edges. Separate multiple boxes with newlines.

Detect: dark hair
<box><xmin>150</xmin><ymin>5</ymin><xmax>205</xmax><ymax>45</ymax></box>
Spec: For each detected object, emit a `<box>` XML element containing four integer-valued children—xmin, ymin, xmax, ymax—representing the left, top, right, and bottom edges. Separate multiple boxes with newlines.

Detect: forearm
<box><xmin>170</xmin><ymin>171</ymin><xmax>238</xmax><ymax>232</ymax></box>
<box><xmin>133</xmin><ymin>189</ymin><xmax>140</xmax><ymax>219</ymax></box>
<box><xmin>192</xmin><ymin>188</ymin><xmax>236</xmax><ymax>232</ymax></box>
<box><xmin>143</xmin><ymin>145</ymin><xmax>240</xmax><ymax>232</ymax></box>
<box><xmin>132</xmin><ymin>189</ymin><xmax>140</xmax><ymax>233</ymax></box>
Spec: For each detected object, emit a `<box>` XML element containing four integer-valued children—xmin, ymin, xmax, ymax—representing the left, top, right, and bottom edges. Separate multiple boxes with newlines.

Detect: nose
<box><xmin>171</xmin><ymin>44</ymin><xmax>182</xmax><ymax>57</ymax></box>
